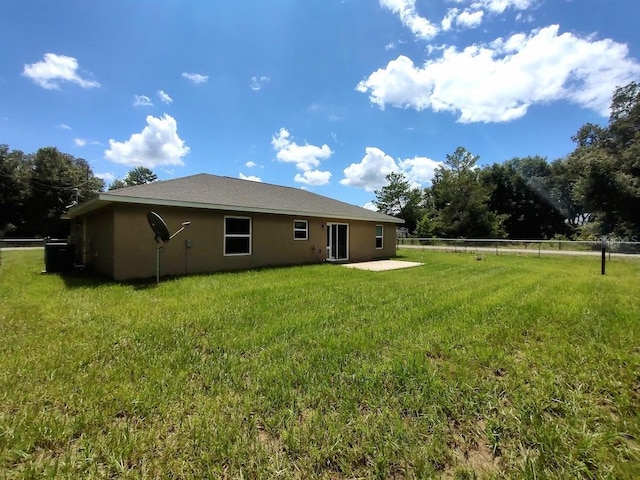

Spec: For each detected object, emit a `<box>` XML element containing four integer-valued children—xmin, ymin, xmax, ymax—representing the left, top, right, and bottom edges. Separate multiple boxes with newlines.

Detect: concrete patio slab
<box><xmin>341</xmin><ymin>260</ymin><xmax>423</xmax><ymax>271</ymax></box>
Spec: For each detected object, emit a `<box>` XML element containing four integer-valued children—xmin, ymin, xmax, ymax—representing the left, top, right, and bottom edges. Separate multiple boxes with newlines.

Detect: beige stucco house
<box><xmin>65</xmin><ymin>174</ymin><xmax>404</xmax><ymax>280</ymax></box>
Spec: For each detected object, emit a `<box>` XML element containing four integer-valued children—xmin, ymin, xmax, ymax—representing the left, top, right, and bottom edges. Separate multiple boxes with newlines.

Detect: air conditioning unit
<box><xmin>44</xmin><ymin>240</ymin><xmax>75</xmax><ymax>273</ymax></box>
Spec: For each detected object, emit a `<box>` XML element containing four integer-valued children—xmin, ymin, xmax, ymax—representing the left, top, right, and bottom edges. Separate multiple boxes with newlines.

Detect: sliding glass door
<box><xmin>326</xmin><ymin>223</ymin><xmax>348</xmax><ymax>261</ymax></box>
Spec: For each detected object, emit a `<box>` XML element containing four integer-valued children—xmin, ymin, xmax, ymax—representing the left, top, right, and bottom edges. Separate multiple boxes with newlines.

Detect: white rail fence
<box><xmin>397</xmin><ymin>237</ymin><xmax>640</xmax><ymax>257</ymax></box>
<box><xmin>0</xmin><ymin>238</ymin><xmax>46</xmax><ymax>248</ymax></box>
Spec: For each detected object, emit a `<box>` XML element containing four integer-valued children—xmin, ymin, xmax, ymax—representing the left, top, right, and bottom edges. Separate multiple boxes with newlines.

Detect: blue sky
<box><xmin>1</xmin><ymin>0</ymin><xmax>639</xmax><ymax>208</ymax></box>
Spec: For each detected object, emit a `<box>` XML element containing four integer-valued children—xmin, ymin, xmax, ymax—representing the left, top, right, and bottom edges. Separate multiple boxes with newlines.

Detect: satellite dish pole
<box><xmin>147</xmin><ymin>211</ymin><xmax>191</xmax><ymax>284</ymax></box>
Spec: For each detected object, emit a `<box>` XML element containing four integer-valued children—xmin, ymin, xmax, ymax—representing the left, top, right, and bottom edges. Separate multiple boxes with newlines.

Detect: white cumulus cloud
<box><xmin>441</xmin><ymin>8</ymin><xmax>458</xmax><ymax>31</ymax></box>
<box><xmin>239</xmin><ymin>173</ymin><xmax>262</xmax><ymax>182</ymax></box>
<box><xmin>357</xmin><ymin>25</ymin><xmax>640</xmax><ymax>122</ymax></box>
<box><xmin>245</xmin><ymin>161</ymin><xmax>257</xmax><ymax>168</ymax></box>
<box><xmin>95</xmin><ymin>172</ymin><xmax>116</xmax><ymax>183</ymax></box>
<box><xmin>133</xmin><ymin>94</ymin><xmax>153</xmax><ymax>107</ymax></box>
<box><xmin>295</xmin><ymin>170</ymin><xmax>332</xmax><ymax>186</ymax></box>
<box><xmin>385</xmin><ymin>0</ymin><xmax>537</xmax><ymax>39</ymax></box>
<box><xmin>271</xmin><ymin>128</ymin><xmax>333</xmax><ymax>185</ymax></box>
<box><xmin>104</xmin><ymin>114</ymin><xmax>190</xmax><ymax>168</ymax></box>
<box><xmin>356</xmin><ymin>55</ymin><xmax>433</xmax><ymax>112</ymax></box>
<box><xmin>398</xmin><ymin>156</ymin><xmax>442</xmax><ymax>184</ymax></box>
<box><xmin>478</xmin><ymin>0</ymin><xmax>536</xmax><ymax>15</ymax></box>
<box><xmin>157</xmin><ymin>90</ymin><xmax>173</xmax><ymax>104</ymax></box>
<box><xmin>23</xmin><ymin>53</ymin><xmax>100</xmax><ymax>90</ymax></box>
<box><xmin>341</xmin><ymin>147</ymin><xmax>399</xmax><ymax>191</ymax></box>
<box><xmin>457</xmin><ymin>9</ymin><xmax>484</xmax><ymax>28</ymax></box>
<box><xmin>182</xmin><ymin>72</ymin><xmax>208</xmax><ymax>84</ymax></box>
<box><xmin>380</xmin><ymin>0</ymin><xmax>439</xmax><ymax>39</ymax></box>
<box><xmin>341</xmin><ymin>147</ymin><xmax>442</xmax><ymax>192</ymax></box>
<box><xmin>440</xmin><ymin>7</ymin><xmax>484</xmax><ymax>31</ymax></box>
<box><xmin>74</xmin><ymin>138</ymin><xmax>87</xmax><ymax>147</ymax></box>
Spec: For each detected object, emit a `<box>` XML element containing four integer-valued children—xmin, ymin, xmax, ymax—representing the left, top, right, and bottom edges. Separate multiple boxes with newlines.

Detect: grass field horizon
<box><xmin>1</xmin><ymin>249</ymin><xmax>638</xmax><ymax>478</ymax></box>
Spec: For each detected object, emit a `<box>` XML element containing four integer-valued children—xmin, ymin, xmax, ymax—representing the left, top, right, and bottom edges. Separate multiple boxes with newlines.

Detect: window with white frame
<box><xmin>375</xmin><ymin>225</ymin><xmax>383</xmax><ymax>249</ymax></box>
<box><xmin>224</xmin><ymin>216</ymin><xmax>251</xmax><ymax>255</ymax></box>
<box><xmin>293</xmin><ymin>219</ymin><xmax>308</xmax><ymax>240</ymax></box>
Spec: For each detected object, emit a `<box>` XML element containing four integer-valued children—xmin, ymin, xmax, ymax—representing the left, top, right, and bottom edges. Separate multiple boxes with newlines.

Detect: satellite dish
<box><xmin>147</xmin><ymin>211</ymin><xmax>170</xmax><ymax>243</ymax></box>
<box><xmin>146</xmin><ymin>211</ymin><xmax>191</xmax><ymax>284</ymax></box>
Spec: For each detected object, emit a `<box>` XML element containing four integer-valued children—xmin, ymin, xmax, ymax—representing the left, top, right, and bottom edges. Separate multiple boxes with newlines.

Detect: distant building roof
<box><xmin>66</xmin><ymin>173</ymin><xmax>404</xmax><ymax>224</ymax></box>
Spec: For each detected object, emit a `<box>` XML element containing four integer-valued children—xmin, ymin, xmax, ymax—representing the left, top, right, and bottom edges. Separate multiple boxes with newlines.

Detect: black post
<box><xmin>601</xmin><ymin>246</ymin><xmax>606</xmax><ymax>275</ymax></box>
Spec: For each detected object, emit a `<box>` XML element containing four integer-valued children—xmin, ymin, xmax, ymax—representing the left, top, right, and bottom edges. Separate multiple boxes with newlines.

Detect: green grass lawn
<box><xmin>1</xmin><ymin>249</ymin><xmax>638</xmax><ymax>479</ymax></box>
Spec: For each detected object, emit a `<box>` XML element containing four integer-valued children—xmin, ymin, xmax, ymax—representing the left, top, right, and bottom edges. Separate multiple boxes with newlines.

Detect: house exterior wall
<box><xmin>83</xmin><ymin>204</ymin><xmax>397</xmax><ymax>280</ymax></box>
<box><xmin>342</xmin><ymin>219</ymin><xmax>396</xmax><ymax>261</ymax></box>
<box><xmin>71</xmin><ymin>207</ymin><xmax>115</xmax><ymax>278</ymax></box>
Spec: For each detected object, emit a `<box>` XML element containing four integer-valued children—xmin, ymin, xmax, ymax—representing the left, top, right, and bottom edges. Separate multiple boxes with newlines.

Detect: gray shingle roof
<box><xmin>68</xmin><ymin>173</ymin><xmax>404</xmax><ymax>224</ymax></box>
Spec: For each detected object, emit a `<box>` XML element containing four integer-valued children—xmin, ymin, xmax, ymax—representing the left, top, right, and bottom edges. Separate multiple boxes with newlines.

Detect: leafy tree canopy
<box><xmin>424</xmin><ymin>147</ymin><xmax>505</xmax><ymax>238</ymax></box>
<box><xmin>481</xmin><ymin>156</ymin><xmax>570</xmax><ymax>239</ymax></box>
<box><xmin>374</xmin><ymin>172</ymin><xmax>424</xmax><ymax>233</ymax></box>
<box><xmin>1</xmin><ymin>145</ymin><xmax>104</xmax><ymax>237</ymax></box>
<box><xmin>567</xmin><ymin>81</ymin><xmax>640</xmax><ymax>237</ymax></box>
<box><xmin>109</xmin><ymin>166</ymin><xmax>158</xmax><ymax>190</ymax></box>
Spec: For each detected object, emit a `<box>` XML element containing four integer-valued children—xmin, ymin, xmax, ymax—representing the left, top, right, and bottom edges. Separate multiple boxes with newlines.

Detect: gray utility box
<box><xmin>44</xmin><ymin>240</ymin><xmax>75</xmax><ymax>273</ymax></box>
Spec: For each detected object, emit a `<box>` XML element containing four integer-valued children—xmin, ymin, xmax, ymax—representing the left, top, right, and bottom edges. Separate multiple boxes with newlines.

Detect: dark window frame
<box><xmin>375</xmin><ymin>224</ymin><xmax>383</xmax><ymax>249</ymax></box>
<box><xmin>224</xmin><ymin>216</ymin><xmax>252</xmax><ymax>256</ymax></box>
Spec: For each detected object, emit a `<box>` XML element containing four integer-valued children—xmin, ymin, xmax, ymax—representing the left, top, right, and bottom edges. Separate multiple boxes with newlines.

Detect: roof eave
<box><xmin>64</xmin><ymin>196</ymin><xmax>108</xmax><ymax>218</ymax></box>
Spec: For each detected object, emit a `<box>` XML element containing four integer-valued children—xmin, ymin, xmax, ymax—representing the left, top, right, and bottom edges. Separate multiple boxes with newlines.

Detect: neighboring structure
<box><xmin>65</xmin><ymin>174</ymin><xmax>404</xmax><ymax>280</ymax></box>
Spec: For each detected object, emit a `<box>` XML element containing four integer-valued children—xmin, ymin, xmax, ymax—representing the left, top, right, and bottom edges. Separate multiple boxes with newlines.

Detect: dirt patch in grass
<box><xmin>256</xmin><ymin>421</ymin><xmax>286</xmax><ymax>455</ymax></box>
<box><xmin>442</xmin><ymin>419</ymin><xmax>502</xmax><ymax>479</ymax></box>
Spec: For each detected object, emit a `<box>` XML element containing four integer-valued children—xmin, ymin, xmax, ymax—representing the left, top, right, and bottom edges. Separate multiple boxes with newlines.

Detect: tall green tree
<box><xmin>548</xmin><ymin>157</ymin><xmax>591</xmax><ymax>232</ymax></box>
<box><xmin>108</xmin><ymin>179</ymin><xmax>127</xmax><ymax>190</ymax></box>
<box><xmin>481</xmin><ymin>157</ymin><xmax>570</xmax><ymax>239</ymax></box>
<box><xmin>0</xmin><ymin>145</ymin><xmax>31</xmax><ymax>236</ymax></box>
<box><xmin>374</xmin><ymin>172</ymin><xmax>424</xmax><ymax>233</ymax></box>
<box><xmin>426</xmin><ymin>147</ymin><xmax>504</xmax><ymax>238</ymax></box>
<box><xmin>109</xmin><ymin>166</ymin><xmax>158</xmax><ymax>190</ymax></box>
<box><xmin>24</xmin><ymin>147</ymin><xmax>104</xmax><ymax>236</ymax></box>
<box><xmin>124</xmin><ymin>166</ymin><xmax>158</xmax><ymax>186</ymax></box>
<box><xmin>568</xmin><ymin>81</ymin><xmax>640</xmax><ymax>237</ymax></box>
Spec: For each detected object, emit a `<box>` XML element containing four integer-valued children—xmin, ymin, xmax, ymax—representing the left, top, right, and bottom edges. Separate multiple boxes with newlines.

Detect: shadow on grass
<box><xmin>51</xmin><ymin>266</ymin><xmax>286</xmax><ymax>290</ymax></box>
<box><xmin>54</xmin><ymin>258</ymin><xmax>381</xmax><ymax>289</ymax></box>
<box><xmin>45</xmin><ymin>270</ymin><xmax>110</xmax><ymax>289</ymax></box>
<box><xmin>53</xmin><ymin>269</ymin><xmax>160</xmax><ymax>290</ymax></box>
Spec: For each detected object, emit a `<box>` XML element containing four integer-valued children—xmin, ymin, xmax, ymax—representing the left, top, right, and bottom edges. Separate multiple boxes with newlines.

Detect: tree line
<box><xmin>0</xmin><ymin>144</ymin><xmax>156</xmax><ymax>238</ymax></box>
<box><xmin>0</xmin><ymin>146</ymin><xmax>104</xmax><ymax>238</ymax></box>
<box><xmin>375</xmin><ymin>81</ymin><xmax>640</xmax><ymax>241</ymax></box>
